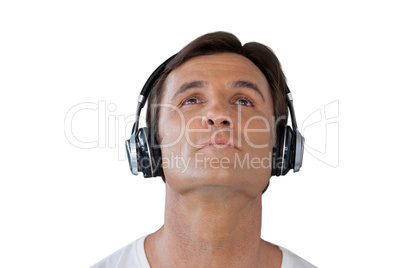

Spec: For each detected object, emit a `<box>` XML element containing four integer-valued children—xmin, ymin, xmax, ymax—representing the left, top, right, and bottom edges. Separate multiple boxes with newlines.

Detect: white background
<box><xmin>1</xmin><ymin>1</ymin><xmax>401</xmax><ymax>267</ymax></box>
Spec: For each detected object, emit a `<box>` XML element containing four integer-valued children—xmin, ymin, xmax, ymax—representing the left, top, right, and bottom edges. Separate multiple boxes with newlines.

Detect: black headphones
<box><xmin>125</xmin><ymin>54</ymin><xmax>304</xmax><ymax>179</ymax></box>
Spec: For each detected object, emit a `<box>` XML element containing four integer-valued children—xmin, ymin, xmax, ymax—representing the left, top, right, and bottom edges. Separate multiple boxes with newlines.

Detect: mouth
<box><xmin>198</xmin><ymin>137</ymin><xmax>240</xmax><ymax>151</ymax></box>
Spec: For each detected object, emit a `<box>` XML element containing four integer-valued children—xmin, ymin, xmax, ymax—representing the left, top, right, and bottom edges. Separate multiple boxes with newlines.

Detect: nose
<box><xmin>201</xmin><ymin>116</ymin><xmax>232</xmax><ymax>128</ymax></box>
<box><xmin>199</xmin><ymin>93</ymin><xmax>236</xmax><ymax>129</ymax></box>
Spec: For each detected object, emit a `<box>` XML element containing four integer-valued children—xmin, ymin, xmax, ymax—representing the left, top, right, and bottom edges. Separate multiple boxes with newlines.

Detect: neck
<box><xmin>145</xmin><ymin>183</ymin><xmax>278</xmax><ymax>267</ymax></box>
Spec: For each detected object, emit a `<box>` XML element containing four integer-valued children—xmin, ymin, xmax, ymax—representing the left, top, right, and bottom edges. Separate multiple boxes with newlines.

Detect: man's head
<box><xmin>145</xmin><ymin>31</ymin><xmax>289</xmax><ymax>196</ymax></box>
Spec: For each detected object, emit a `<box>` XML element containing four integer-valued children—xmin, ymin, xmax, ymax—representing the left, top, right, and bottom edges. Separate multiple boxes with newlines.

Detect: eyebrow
<box><xmin>228</xmin><ymin>80</ymin><xmax>265</xmax><ymax>101</ymax></box>
<box><xmin>171</xmin><ymin>81</ymin><xmax>207</xmax><ymax>100</ymax></box>
<box><xmin>171</xmin><ymin>80</ymin><xmax>265</xmax><ymax>101</ymax></box>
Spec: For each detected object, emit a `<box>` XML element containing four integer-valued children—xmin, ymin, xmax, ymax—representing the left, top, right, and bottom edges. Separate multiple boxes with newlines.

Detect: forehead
<box><xmin>163</xmin><ymin>53</ymin><xmax>270</xmax><ymax>101</ymax></box>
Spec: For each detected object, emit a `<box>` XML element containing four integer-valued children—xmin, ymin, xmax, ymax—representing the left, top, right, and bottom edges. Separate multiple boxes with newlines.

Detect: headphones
<box><xmin>125</xmin><ymin>54</ymin><xmax>304</xmax><ymax>179</ymax></box>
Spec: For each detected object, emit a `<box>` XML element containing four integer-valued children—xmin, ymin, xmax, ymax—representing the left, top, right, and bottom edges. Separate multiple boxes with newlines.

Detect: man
<box><xmin>91</xmin><ymin>32</ymin><xmax>316</xmax><ymax>267</ymax></box>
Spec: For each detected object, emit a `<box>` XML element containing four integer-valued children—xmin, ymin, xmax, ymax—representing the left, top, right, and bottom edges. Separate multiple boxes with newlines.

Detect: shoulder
<box><xmin>90</xmin><ymin>234</ymin><xmax>150</xmax><ymax>268</ymax></box>
<box><xmin>279</xmin><ymin>246</ymin><xmax>317</xmax><ymax>268</ymax></box>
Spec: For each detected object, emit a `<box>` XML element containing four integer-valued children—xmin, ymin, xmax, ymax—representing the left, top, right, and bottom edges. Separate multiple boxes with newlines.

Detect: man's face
<box><xmin>157</xmin><ymin>53</ymin><xmax>275</xmax><ymax>196</ymax></box>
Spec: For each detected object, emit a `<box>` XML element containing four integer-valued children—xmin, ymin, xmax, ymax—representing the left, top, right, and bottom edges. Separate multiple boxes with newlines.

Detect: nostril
<box><xmin>222</xmin><ymin>120</ymin><xmax>230</xmax><ymax>126</ymax></box>
<box><xmin>203</xmin><ymin>117</ymin><xmax>231</xmax><ymax>128</ymax></box>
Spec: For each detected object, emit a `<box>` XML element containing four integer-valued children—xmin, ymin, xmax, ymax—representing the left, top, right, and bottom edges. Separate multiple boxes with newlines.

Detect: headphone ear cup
<box><xmin>271</xmin><ymin>125</ymin><xmax>293</xmax><ymax>176</ymax></box>
<box><xmin>125</xmin><ymin>126</ymin><xmax>139</xmax><ymax>175</ymax></box>
<box><xmin>272</xmin><ymin>125</ymin><xmax>284</xmax><ymax>177</ymax></box>
<box><xmin>293</xmin><ymin>129</ymin><xmax>304</xmax><ymax>172</ymax></box>
<box><xmin>137</xmin><ymin>127</ymin><xmax>164</xmax><ymax>178</ymax></box>
<box><xmin>149</xmin><ymin>132</ymin><xmax>164</xmax><ymax>177</ymax></box>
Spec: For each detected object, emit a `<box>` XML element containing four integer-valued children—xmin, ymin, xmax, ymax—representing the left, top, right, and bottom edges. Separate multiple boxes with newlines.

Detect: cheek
<box><xmin>160</xmin><ymin>108</ymin><xmax>206</xmax><ymax>150</ymax></box>
<box><xmin>241</xmin><ymin>115</ymin><xmax>274</xmax><ymax>149</ymax></box>
<box><xmin>158</xmin><ymin>107</ymin><xmax>185</xmax><ymax>146</ymax></box>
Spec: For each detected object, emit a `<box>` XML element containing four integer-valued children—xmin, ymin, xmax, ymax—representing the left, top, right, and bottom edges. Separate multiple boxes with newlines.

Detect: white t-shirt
<box><xmin>91</xmin><ymin>234</ymin><xmax>316</xmax><ymax>268</ymax></box>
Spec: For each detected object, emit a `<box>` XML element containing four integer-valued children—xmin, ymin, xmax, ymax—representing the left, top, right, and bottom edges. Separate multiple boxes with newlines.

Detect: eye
<box><xmin>182</xmin><ymin>97</ymin><xmax>201</xmax><ymax>105</ymax></box>
<box><xmin>235</xmin><ymin>97</ymin><xmax>254</xmax><ymax>107</ymax></box>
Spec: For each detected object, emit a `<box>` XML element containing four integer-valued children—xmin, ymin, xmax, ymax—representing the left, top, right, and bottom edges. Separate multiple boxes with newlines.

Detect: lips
<box><xmin>198</xmin><ymin>137</ymin><xmax>240</xmax><ymax>151</ymax></box>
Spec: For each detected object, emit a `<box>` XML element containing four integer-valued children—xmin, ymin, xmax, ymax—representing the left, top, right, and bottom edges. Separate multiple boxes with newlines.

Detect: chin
<box><xmin>165</xmin><ymin>166</ymin><xmax>268</xmax><ymax>197</ymax></box>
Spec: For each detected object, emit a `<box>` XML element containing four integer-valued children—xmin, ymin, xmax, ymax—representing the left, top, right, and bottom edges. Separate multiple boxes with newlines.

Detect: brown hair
<box><xmin>146</xmin><ymin>31</ymin><xmax>288</xmax><ymax>145</ymax></box>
